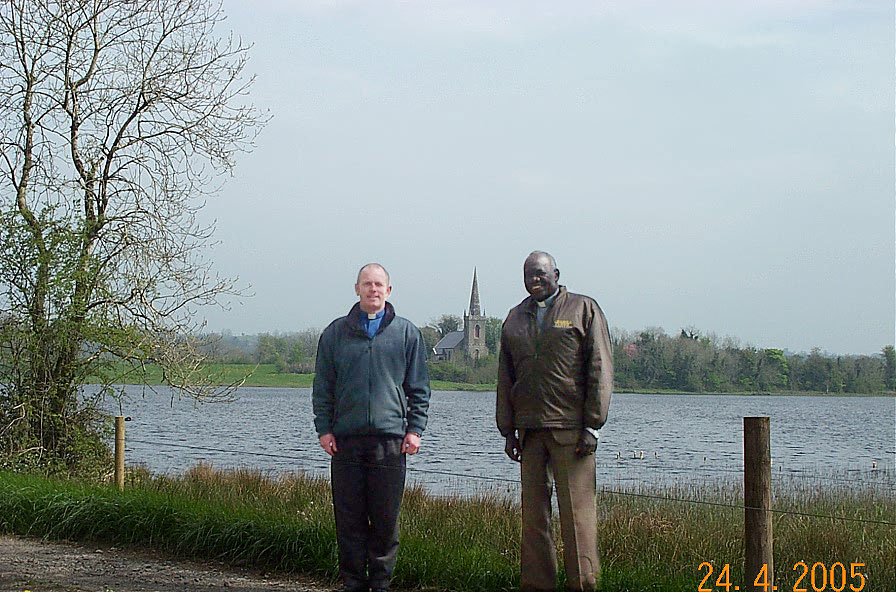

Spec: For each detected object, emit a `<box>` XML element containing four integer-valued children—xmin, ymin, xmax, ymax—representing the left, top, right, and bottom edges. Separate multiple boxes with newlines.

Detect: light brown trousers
<box><xmin>520</xmin><ymin>428</ymin><xmax>599</xmax><ymax>591</ymax></box>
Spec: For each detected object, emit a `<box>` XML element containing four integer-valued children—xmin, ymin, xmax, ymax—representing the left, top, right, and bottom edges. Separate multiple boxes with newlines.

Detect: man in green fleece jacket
<box><xmin>312</xmin><ymin>263</ymin><xmax>430</xmax><ymax>592</ymax></box>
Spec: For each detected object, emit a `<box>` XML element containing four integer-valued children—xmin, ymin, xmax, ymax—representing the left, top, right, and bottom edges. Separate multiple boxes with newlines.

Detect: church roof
<box><xmin>433</xmin><ymin>330</ymin><xmax>464</xmax><ymax>353</ymax></box>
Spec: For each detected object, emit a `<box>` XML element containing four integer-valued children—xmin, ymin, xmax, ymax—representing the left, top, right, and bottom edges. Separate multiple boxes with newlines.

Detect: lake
<box><xmin>96</xmin><ymin>386</ymin><xmax>895</xmax><ymax>497</ymax></box>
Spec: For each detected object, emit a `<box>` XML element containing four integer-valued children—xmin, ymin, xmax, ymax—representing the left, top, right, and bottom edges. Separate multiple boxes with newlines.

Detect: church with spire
<box><xmin>432</xmin><ymin>269</ymin><xmax>489</xmax><ymax>362</ymax></box>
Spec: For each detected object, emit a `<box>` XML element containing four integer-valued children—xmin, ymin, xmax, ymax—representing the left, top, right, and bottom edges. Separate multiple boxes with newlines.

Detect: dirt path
<box><xmin>0</xmin><ymin>535</ymin><xmax>332</xmax><ymax>592</ymax></box>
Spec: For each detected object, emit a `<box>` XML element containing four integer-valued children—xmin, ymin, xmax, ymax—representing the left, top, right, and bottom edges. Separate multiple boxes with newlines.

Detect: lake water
<box><xmin>96</xmin><ymin>386</ymin><xmax>895</xmax><ymax>497</ymax></box>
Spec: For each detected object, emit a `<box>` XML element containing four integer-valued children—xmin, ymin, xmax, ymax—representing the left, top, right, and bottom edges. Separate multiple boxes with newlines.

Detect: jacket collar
<box><xmin>345</xmin><ymin>300</ymin><xmax>396</xmax><ymax>335</ymax></box>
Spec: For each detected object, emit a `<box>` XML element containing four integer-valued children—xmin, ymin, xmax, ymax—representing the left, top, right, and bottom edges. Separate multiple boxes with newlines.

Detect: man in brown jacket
<box><xmin>496</xmin><ymin>251</ymin><xmax>613</xmax><ymax>591</ymax></box>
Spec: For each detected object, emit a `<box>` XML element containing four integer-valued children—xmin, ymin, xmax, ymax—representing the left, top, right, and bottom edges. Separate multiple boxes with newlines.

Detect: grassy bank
<box><xmin>98</xmin><ymin>363</ymin><xmax>895</xmax><ymax>396</ymax></box>
<box><xmin>97</xmin><ymin>362</ymin><xmax>314</xmax><ymax>388</ymax></box>
<box><xmin>0</xmin><ymin>467</ymin><xmax>892</xmax><ymax>591</ymax></box>
<box><xmin>101</xmin><ymin>363</ymin><xmax>482</xmax><ymax>391</ymax></box>
<box><xmin>102</xmin><ymin>362</ymin><xmax>494</xmax><ymax>392</ymax></box>
<box><xmin>101</xmin><ymin>362</ymin><xmax>896</xmax><ymax>395</ymax></box>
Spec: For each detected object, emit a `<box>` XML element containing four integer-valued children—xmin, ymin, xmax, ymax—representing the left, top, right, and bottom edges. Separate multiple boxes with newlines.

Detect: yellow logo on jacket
<box><xmin>553</xmin><ymin>319</ymin><xmax>572</xmax><ymax>328</ymax></box>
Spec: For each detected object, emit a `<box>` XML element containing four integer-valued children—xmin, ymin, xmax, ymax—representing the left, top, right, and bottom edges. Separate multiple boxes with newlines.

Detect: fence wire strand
<box><xmin>124</xmin><ymin>438</ymin><xmax>896</xmax><ymax>527</ymax></box>
<box><xmin>600</xmin><ymin>460</ymin><xmax>892</xmax><ymax>486</ymax></box>
<box><xmin>124</xmin><ymin>437</ymin><xmax>893</xmax><ymax>486</ymax></box>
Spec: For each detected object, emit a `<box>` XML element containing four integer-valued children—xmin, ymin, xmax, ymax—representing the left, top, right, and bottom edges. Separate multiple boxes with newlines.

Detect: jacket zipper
<box><xmin>367</xmin><ymin>335</ymin><xmax>373</xmax><ymax>431</ymax></box>
<box><xmin>530</xmin><ymin>309</ymin><xmax>540</xmax><ymax>362</ymax></box>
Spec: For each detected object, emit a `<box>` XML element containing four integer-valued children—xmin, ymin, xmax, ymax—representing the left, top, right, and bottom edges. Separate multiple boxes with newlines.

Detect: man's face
<box><xmin>355</xmin><ymin>266</ymin><xmax>392</xmax><ymax>313</ymax></box>
<box><xmin>523</xmin><ymin>255</ymin><xmax>559</xmax><ymax>302</ymax></box>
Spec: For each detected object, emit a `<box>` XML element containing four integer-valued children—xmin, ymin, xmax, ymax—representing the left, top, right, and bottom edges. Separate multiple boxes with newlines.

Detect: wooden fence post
<box><xmin>114</xmin><ymin>416</ymin><xmax>125</xmax><ymax>491</ymax></box>
<box><xmin>744</xmin><ymin>416</ymin><xmax>773</xmax><ymax>591</ymax></box>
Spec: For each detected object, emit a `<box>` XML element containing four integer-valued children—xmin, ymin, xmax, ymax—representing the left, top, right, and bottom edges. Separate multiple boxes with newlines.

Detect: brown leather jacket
<box><xmin>496</xmin><ymin>286</ymin><xmax>613</xmax><ymax>436</ymax></box>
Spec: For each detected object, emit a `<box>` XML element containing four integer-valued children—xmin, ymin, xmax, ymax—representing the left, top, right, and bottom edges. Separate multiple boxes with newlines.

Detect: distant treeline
<box><xmin>614</xmin><ymin>328</ymin><xmax>895</xmax><ymax>394</ymax></box>
<box><xmin>206</xmin><ymin>330</ymin><xmax>320</xmax><ymax>374</ymax></box>
<box><xmin>204</xmin><ymin>325</ymin><xmax>895</xmax><ymax>394</ymax></box>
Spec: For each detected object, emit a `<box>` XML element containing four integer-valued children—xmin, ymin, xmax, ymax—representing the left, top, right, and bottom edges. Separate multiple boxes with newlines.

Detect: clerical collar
<box><xmin>360</xmin><ymin>307</ymin><xmax>385</xmax><ymax>338</ymax></box>
<box><xmin>536</xmin><ymin>288</ymin><xmax>559</xmax><ymax>308</ymax></box>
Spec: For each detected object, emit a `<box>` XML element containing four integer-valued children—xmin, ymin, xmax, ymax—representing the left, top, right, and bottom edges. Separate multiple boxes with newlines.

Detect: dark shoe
<box><xmin>335</xmin><ymin>586</ymin><xmax>367</xmax><ymax>592</ymax></box>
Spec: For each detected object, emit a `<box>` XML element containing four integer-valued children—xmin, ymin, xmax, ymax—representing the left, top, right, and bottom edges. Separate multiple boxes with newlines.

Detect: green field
<box><xmin>0</xmin><ymin>467</ymin><xmax>892</xmax><ymax>592</ymax></box>
<box><xmin>97</xmin><ymin>363</ymin><xmax>314</xmax><ymax>388</ymax></box>
<box><xmin>101</xmin><ymin>363</ymin><xmax>491</xmax><ymax>391</ymax></box>
<box><xmin>101</xmin><ymin>363</ymin><xmax>894</xmax><ymax>396</ymax></box>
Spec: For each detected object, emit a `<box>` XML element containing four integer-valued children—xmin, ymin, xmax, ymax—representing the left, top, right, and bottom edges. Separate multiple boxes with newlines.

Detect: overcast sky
<box><xmin>198</xmin><ymin>0</ymin><xmax>893</xmax><ymax>356</ymax></box>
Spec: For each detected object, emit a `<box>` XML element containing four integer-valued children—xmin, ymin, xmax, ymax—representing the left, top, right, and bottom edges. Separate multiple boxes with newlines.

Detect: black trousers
<box><xmin>331</xmin><ymin>435</ymin><xmax>406</xmax><ymax>590</ymax></box>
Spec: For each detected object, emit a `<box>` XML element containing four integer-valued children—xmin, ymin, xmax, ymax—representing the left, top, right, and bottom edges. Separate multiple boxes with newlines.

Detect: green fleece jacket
<box><xmin>312</xmin><ymin>301</ymin><xmax>430</xmax><ymax>438</ymax></box>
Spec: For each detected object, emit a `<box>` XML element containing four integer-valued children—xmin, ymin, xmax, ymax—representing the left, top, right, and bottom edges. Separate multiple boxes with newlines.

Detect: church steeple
<box><xmin>463</xmin><ymin>268</ymin><xmax>488</xmax><ymax>360</ymax></box>
<box><xmin>469</xmin><ymin>267</ymin><xmax>481</xmax><ymax>316</ymax></box>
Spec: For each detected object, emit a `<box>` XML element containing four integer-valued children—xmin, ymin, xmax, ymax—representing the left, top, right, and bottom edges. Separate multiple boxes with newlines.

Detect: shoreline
<box><xmin>95</xmin><ymin>363</ymin><xmax>895</xmax><ymax>396</ymax></box>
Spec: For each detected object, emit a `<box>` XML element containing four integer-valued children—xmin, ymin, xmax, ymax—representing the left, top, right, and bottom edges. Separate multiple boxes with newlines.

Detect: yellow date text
<box><xmin>697</xmin><ymin>561</ymin><xmax>868</xmax><ymax>591</ymax></box>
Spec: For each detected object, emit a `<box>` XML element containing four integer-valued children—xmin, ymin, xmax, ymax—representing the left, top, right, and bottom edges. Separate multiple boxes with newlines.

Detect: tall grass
<box><xmin>595</xmin><ymin>477</ymin><xmax>895</xmax><ymax>590</ymax></box>
<box><xmin>0</xmin><ymin>466</ymin><xmax>892</xmax><ymax>591</ymax></box>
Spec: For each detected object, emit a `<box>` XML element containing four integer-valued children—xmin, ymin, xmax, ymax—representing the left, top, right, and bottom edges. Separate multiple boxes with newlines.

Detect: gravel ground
<box><xmin>0</xmin><ymin>535</ymin><xmax>333</xmax><ymax>592</ymax></box>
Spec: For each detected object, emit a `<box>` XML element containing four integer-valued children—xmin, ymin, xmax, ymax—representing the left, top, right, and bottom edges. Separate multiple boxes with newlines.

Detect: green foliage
<box><xmin>882</xmin><ymin>345</ymin><xmax>895</xmax><ymax>390</ymax></box>
<box><xmin>613</xmin><ymin>329</ymin><xmax>892</xmax><ymax>395</ymax></box>
<box><xmin>175</xmin><ymin>323</ymin><xmax>896</xmax><ymax>395</ymax></box>
<box><xmin>107</xmin><ymin>327</ymin><xmax>893</xmax><ymax>396</ymax></box>
<box><xmin>0</xmin><ymin>405</ymin><xmax>113</xmax><ymax>479</ymax></box>
<box><xmin>254</xmin><ymin>331</ymin><xmax>321</xmax><ymax>374</ymax></box>
<box><xmin>0</xmin><ymin>0</ymin><xmax>264</xmax><ymax>474</ymax></box>
<box><xmin>419</xmin><ymin>325</ymin><xmax>441</xmax><ymax>360</ymax></box>
<box><xmin>484</xmin><ymin>316</ymin><xmax>503</xmax><ymax>354</ymax></box>
<box><xmin>428</xmin><ymin>314</ymin><xmax>462</xmax><ymax>338</ymax></box>
<box><xmin>427</xmin><ymin>355</ymin><xmax>498</xmax><ymax>385</ymax></box>
<box><xmin>427</xmin><ymin>361</ymin><xmax>469</xmax><ymax>383</ymax></box>
<box><xmin>758</xmin><ymin>348</ymin><xmax>788</xmax><ymax>391</ymax></box>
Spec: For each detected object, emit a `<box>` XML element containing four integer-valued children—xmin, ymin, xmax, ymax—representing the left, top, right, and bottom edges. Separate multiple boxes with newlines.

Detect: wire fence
<box><xmin>124</xmin><ymin>436</ymin><xmax>895</xmax><ymax>486</ymax></box>
<box><xmin>124</xmin><ymin>437</ymin><xmax>896</xmax><ymax>527</ymax></box>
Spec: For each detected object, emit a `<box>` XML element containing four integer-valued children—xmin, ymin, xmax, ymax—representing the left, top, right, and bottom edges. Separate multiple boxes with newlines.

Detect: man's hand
<box><xmin>575</xmin><ymin>430</ymin><xmax>598</xmax><ymax>457</ymax></box>
<box><xmin>402</xmin><ymin>432</ymin><xmax>421</xmax><ymax>454</ymax></box>
<box><xmin>504</xmin><ymin>433</ymin><xmax>522</xmax><ymax>462</ymax></box>
<box><xmin>319</xmin><ymin>433</ymin><xmax>338</xmax><ymax>456</ymax></box>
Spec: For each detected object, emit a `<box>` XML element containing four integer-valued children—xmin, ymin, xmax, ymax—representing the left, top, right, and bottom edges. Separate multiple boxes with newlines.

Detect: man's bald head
<box><xmin>356</xmin><ymin>263</ymin><xmax>390</xmax><ymax>285</ymax></box>
<box><xmin>525</xmin><ymin>251</ymin><xmax>557</xmax><ymax>271</ymax></box>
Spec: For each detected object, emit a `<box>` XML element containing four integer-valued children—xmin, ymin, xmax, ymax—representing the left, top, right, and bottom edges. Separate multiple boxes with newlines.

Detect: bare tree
<box><xmin>0</xmin><ymin>0</ymin><xmax>266</xmax><ymax>471</ymax></box>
